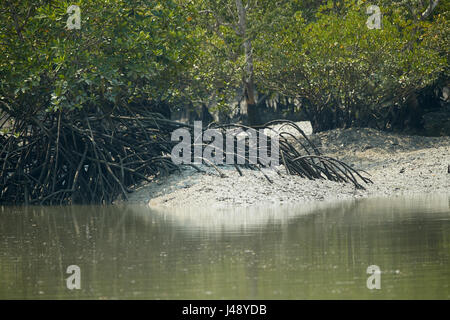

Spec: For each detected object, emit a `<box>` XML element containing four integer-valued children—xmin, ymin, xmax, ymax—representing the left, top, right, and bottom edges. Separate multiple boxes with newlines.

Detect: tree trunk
<box><xmin>421</xmin><ymin>0</ymin><xmax>440</xmax><ymax>20</ymax></box>
<box><xmin>236</xmin><ymin>0</ymin><xmax>261</xmax><ymax>126</ymax></box>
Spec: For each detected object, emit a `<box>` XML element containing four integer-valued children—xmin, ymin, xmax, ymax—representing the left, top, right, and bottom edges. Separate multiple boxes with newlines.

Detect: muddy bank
<box><xmin>119</xmin><ymin>128</ymin><xmax>450</xmax><ymax>208</ymax></box>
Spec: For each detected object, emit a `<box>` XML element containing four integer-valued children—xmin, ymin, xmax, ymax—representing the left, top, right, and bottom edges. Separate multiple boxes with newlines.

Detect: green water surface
<box><xmin>0</xmin><ymin>195</ymin><xmax>449</xmax><ymax>299</ymax></box>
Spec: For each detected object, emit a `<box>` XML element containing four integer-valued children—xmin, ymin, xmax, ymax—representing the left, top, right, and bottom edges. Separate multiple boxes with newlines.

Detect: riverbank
<box><xmin>120</xmin><ymin>127</ymin><xmax>450</xmax><ymax>208</ymax></box>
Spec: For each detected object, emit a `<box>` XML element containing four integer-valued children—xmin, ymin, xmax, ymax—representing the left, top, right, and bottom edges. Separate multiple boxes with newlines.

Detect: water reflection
<box><xmin>0</xmin><ymin>195</ymin><xmax>449</xmax><ymax>299</ymax></box>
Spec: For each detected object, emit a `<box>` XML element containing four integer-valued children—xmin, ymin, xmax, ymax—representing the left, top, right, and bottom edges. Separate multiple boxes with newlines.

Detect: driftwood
<box><xmin>0</xmin><ymin>107</ymin><xmax>372</xmax><ymax>205</ymax></box>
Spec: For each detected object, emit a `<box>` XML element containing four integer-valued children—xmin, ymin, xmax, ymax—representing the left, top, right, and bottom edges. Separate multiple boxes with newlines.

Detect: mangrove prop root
<box><xmin>0</xmin><ymin>109</ymin><xmax>372</xmax><ymax>205</ymax></box>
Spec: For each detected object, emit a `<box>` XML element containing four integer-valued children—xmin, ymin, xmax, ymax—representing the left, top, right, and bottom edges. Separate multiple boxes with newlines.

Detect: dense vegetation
<box><xmin>1</xmin><ymin>0</ymin><xmax>448</xmax><ymax>129</ymax></box>
<box><xmin>187</xmin><ymin>0</ymin><xmax>448</xmax><ymax>129</ymax></box>
<box><xmin>258</xmin><ymin>0</ymin><xmax>448</xmax><ymax>130</ymax></box>
<box><xmin>0</xmin><ymin>0</ymin><xmax>448</xmax><ymax>204</ymax></box>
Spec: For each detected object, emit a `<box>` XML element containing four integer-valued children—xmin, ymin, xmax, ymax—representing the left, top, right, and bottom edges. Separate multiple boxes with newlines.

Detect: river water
<box><xmin>0</xmin><ymin>195</ymin><xmax>449</xmax><ymax>299</ymax></box>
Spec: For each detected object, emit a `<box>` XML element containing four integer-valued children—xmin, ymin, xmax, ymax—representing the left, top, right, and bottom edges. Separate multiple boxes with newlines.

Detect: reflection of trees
<box><xmin>0</xmin><ymin>195</ymin><xmax>448</xmax><ymax>299</ymax></box>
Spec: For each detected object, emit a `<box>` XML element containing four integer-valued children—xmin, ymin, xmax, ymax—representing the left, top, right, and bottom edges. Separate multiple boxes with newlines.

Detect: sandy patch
<box><xmin>117</xmin><ymin>128</ymin><xmax>450</xmax><ymax>208</ymax></box>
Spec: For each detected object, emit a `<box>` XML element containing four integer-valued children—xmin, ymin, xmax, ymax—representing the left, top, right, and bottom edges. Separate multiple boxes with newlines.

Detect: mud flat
<box><xmin>120</xmin><ymin>128</ymin><xmax>450</xmax><ymax>208</ymax></box>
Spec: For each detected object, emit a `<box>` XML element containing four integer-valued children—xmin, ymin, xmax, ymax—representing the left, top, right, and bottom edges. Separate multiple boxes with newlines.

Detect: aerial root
<box><xmin>0</xmin><ymin>109</ymin><xmax>371</xmax><ymax>205</ymax></box>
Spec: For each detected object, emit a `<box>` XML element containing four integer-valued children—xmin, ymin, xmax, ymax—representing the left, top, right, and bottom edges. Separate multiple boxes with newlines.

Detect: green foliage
<box><xmin>1</xmin><ymin>0</ymin><xmax>448</xmax><ymax>129</ymax></box>
<box><xmin>255</xmin><ymin>0</ymin><xmax>448</xmax><ymax>128</ymax></box>
<box><xmin>0</xmin><ymin>0</ymin><xmax>197</xmax><ymax>117</ymax></box>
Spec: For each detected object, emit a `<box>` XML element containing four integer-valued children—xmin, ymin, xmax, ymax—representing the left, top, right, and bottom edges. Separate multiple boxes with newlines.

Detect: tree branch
<box><xmin>421</xmin><ymin>0</ymin><xmax>440</xmax><ymax>20</ymax></box>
